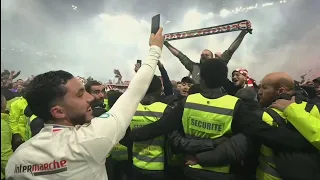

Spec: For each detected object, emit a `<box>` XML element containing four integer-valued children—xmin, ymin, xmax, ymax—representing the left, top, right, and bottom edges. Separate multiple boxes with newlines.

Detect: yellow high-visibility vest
<box><xmin>182</xmin><ymin>93</ymin><xmax>239</xmax><ymax>174</ymax></box>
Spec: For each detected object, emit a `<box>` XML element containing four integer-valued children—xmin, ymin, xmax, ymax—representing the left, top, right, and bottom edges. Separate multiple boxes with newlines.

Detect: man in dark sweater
<box><xmin>164</xmin><ymin>30</ymin><xmax>249</xmax><ymax>83</ymax></box>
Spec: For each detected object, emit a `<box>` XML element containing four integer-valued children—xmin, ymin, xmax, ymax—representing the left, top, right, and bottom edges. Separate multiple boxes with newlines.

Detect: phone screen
<box><xmin>151</xmin><ymin>14</ymin><xmax>160</xmax><ymax>34</ymax></box>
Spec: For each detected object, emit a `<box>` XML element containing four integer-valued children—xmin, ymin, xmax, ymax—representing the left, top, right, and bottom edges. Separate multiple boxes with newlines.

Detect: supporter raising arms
<box><xmin>5</xmin><ymin>27</ymin><xmax>164</xmax><ymax>180</ymax></box>
<box><xmin>164</xmin><ymin>30</ymin><xmax>249</xmax><ymax>83</ymax></box>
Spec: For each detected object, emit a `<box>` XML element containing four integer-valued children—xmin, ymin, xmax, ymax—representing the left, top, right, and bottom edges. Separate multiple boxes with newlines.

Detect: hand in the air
<box><xmin>270</xmin><ymin>96</ymin><xmax>296</xmax><ymax>111</ymax></box>
<box><xmin>134</xmin><ymin>63</ymin><xmax>141</xmax><ymax>72</ymax></box>
<box><xmin>149</xmin><ymin>27</ymin><xmax>164</xmax><ymax>49</ymax></box>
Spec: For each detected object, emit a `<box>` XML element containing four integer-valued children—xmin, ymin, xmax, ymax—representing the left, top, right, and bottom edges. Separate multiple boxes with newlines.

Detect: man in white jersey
<box><xmin>5</xmin><ymin>28</ymin><xmax>164</xmax><ymax>180</ymax></box>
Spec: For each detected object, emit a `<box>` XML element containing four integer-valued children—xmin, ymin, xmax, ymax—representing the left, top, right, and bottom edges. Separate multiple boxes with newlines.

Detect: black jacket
<box><xmin>191</xmin><ymin>100</ymin><xmax>262</xmax><ymax>178</ymax></box>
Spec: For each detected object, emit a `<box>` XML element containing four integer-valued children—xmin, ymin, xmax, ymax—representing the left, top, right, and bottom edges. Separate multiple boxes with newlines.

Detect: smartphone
<box><xmin>151</xmin><ymin>14</ymin><xmax>160</xmax><ymax>34</ymax></box>
<box><xmin>137</xmin><ymin>60</ymin><xmax>142</xmax><ymax>65</ymax></box>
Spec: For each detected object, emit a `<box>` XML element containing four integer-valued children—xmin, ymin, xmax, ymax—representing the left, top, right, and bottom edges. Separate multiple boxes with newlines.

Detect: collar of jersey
<box><xmin>44</xmin><ymin>124</ymin><xmax>72</xmax><ymax>128</ymax></box>
<box><xmin>44</xmin><ymin>124</ymin><xmax>73</xmax><ymax>132</ymax></box>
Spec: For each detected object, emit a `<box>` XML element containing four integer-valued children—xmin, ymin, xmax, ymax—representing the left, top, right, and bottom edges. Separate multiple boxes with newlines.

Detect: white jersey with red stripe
<box><xmin>5</xmin><ymin>46</ymin><xmax>162</xmax><ymax>180</ymax></box>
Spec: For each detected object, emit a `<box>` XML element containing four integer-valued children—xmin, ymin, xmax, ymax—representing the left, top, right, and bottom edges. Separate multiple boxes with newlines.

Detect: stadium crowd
<box><xmin>1</xmin><ymin>27</ymin><xmax>320</xmax><ymax>180</ymax></box>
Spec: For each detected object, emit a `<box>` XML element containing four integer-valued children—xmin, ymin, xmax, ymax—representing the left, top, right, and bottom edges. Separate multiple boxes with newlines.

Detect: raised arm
<box><xmin>82</xmin><ymin>28</ymin><xmax>164</xmax><ymax>163</ymax></box>
<box><xmin>158</xmin><ymin>62</ymin><xmax>173</xmax><ymax>96</ymax></box>
<box><xmin>164</xmin><ymin>41</ymin><xmax>195</xmax><ymax>72</ymax></box>
<box><xmin>108</xmin><ymin>46</ymin><xmax>163</xmax><ymax>141</ymax></box>
<box><xmin>219</xmin><ymin>30</ymin><xmax>249</xmax><ymax>64</ymax></box>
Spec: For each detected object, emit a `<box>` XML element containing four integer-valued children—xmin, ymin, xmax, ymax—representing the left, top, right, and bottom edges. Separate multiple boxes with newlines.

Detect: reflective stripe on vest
<box><xmin>111</xmin><ymin>143</ymin><xmax>128</xmax><ymax>161</ymax></box>
<box><xmin>256</xmin><ymin>110</ymin><xmax>284</xmax><ymax>180</ymax></box>
<box><xmin>130</xmin><ymin>102</ymin><xmax>167</xmax><ymax>171</ymax></box>
<box><xmin>182</xmin><ymin>93</ymin><xmax>239</xmax><ymax>173</ymax></box>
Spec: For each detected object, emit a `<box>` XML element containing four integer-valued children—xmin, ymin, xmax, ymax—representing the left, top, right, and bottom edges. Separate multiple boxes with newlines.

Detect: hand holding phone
<box><xmin>134</xmin><ymin>60</ymin><xmax>142</xmax><ymax>72</ymax></box>
<box><xmin>149</xmin><ymin>27</ymin><xmax>164</xmax><ymax>49</ymax></box>
<box><xmin>151</xmin><ymin>14</ymin><xmax>160</xmax><ymax>34</ymax></box>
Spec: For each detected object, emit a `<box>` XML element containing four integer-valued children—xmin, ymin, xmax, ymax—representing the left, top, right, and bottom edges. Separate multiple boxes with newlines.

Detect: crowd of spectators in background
<box><xmin>2</xmin><ymin>65</ymin><xmax>319</xmax><ymax>106</ymax></box>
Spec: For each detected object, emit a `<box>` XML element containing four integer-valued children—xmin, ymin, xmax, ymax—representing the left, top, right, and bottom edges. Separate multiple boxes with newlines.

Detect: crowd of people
<box><xmin>1</xmin><ymin>27</ymin><xmax>320</xmax><ymax>180</ymax></box>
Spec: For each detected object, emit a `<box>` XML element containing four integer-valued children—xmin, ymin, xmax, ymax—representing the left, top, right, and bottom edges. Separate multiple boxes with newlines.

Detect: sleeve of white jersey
<box><xmin>77</xmin><ymin>45</ymin><xmax>161</xmax><ymax>164</ymax></box>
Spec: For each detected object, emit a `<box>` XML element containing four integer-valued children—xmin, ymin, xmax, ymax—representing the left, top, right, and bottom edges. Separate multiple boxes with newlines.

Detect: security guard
<box><xmin>130</xmin><ymin>75</ymin><xmax>170</xmax><ymax>180</ymax></box>
<box><xmin>256</xmin><ymin>72</ymin><xmax>320</xmax><ymax>180</ymax></box>
<box><xmin>8</xmin><ymin>96</ymin><xmax>32</xmax><ymax>151</ymax></box>
<box><xmin>180</xmin><ymin>59</ymin><xmax>242</xmax><ymax>180</ymax></box>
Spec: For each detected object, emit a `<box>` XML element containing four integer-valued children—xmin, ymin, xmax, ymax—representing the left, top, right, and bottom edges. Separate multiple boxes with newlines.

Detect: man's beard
<box><xmin>91</xmin><ymin>99</ymin><xmax>105</xmax><ymax>108</ymax></box>
<box><xmin>70</xmin><ymin>113</ymin><xmax>88</xmax><ymax>125</ymax></box>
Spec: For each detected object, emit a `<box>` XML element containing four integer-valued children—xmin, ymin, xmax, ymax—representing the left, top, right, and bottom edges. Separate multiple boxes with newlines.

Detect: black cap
<box><xmin>313</xmin><ymin>77</ymin><xmax>320</xmax><ymax>83</ymax></box>
<box><xmin>181</xmin><ymin>76</ymin><xmax>195</xmax><ymax>84</ymax></box>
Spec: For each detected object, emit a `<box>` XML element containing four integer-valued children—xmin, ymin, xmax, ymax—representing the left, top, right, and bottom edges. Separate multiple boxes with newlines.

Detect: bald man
<box><xmin>258</xmin><ymin>72</ymin><xmax>295</xmax><ymax>107</ymax></box>
<box><xmin>254</xmin><ymin>72</ymin><xmax>320</xmax><ymax>180</ymax></box>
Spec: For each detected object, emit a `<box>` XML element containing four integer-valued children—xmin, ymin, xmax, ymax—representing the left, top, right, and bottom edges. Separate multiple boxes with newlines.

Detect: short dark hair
<box><xmin>313</xmin><ymin>77</ymin><xmax>320</xmax><ymax>84</ymax></box>
<box><xmin>108</xmin><ymin>91</ymin><xmax>123</xmax><ymax>108</ymax></box>
<box><xmin>85</xmin><ymin>80</ymin><xmax>102</xmax><ymax>93</ymax></box>
<box><xmin>24</xmin><ymin>70</ymin><xmax>74</xmax><ymax>121</ymax></box>
<box><xmin>146</xmin><ymin>75</ymin><xmax>162</xmax><ymax>94</ymax></box>
<box><xmin>200</xmin><ymin>59</ymin><xmax>228</xmax><ymax>88</ymax></box>
<box><xmin>181</xmin><ymin>76</ymin><xmax>195</xmax><ymax>84</ymax></box>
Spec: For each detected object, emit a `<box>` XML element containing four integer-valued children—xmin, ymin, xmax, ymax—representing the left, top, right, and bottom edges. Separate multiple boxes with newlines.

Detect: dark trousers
<box><xmin>105</xmin><ymin>156</ymin><xmax>115</xmax><ymax>180</ymax></box>
<box><xmin>113</xmin><ymin>160</ymin><xmax>131</xmax><ymax>180</ymax></box>
<box><xmin>168</xmin><ymin>166</ymin><xmax>186</xmax><ymax>180</ymax></box>
<box><xmin>184</xmin><ymin>167</ymin><xmax>236</xmax><ymax>180</ymax></box>
<box><xmin>131</xmin><ymin>165</ymin><xmax>165</xmax><ymax>180</ymax></box>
